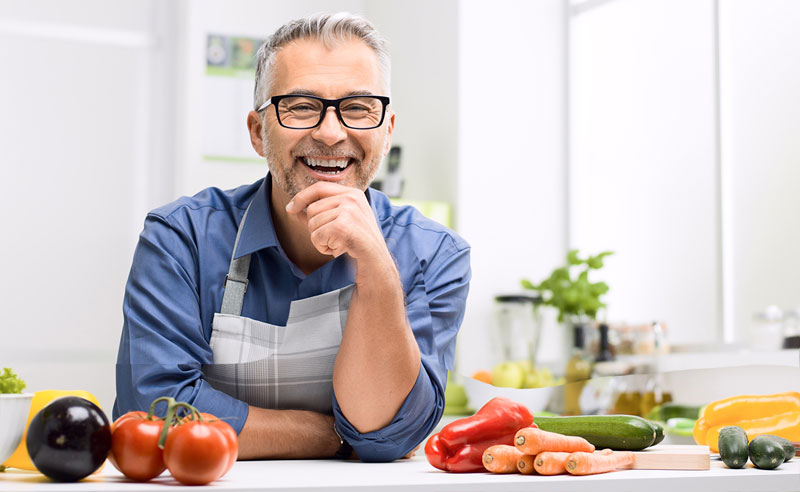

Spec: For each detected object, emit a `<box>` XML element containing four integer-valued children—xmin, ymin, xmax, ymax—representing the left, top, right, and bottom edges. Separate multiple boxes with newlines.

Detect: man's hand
<box><xmin>285</xmin><ymin>182</ymin><xmax>389</xmax><ymax>264</ymax></box>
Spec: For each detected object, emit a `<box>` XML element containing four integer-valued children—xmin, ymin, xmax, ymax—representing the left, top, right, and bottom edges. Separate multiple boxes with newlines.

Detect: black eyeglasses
<box><xmin>257</xmin><ymin>94</ymin><xmax>390</xmax><ymax>130</ymax></box>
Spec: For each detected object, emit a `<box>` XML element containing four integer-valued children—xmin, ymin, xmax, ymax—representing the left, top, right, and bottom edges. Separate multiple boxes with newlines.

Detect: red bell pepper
<box><xmin>425</xmin><ymin>397</ymin><xmax>535</xmax><ymax>473</ymax></box>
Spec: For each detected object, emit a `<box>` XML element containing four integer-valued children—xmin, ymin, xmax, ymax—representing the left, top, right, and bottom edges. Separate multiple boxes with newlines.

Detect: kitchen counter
<box><xmin>1</xmin><ymin>455</ymin><xmax>798</xmax><ymax>492</ymax></box>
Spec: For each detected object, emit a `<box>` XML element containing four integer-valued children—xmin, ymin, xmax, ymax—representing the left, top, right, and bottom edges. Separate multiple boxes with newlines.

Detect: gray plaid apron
<box><xmin>203</xmin><ymin>201</ymin><xmax>354</xmax><ymax>414</ymax></box>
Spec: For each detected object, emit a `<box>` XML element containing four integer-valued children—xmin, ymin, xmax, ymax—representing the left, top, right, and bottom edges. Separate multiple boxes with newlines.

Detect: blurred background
<box><xmin>1</xmin><ymin>0</ymin><xmax>798</xmax><ymax>414</ymax></box>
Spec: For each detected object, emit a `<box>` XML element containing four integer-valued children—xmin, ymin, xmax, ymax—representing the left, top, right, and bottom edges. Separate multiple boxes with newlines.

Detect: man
<box><xmin>114</xmin><ymin>12</ymin><xmax>470</xmax><ymax>462</ymax></box>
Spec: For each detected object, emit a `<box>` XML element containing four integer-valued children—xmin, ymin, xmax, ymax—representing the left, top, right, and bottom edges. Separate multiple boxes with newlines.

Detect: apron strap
<box><xmin>220</xmin><ymin>201</ymin><xmax>253</xmax><ymax>316</ymax></box>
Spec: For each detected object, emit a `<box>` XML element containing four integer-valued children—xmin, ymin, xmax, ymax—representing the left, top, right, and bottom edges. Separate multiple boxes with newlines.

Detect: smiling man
<box><xmin>114</xmin><ymin>12</ymin><xmax>471</xmax><ymax>462</ymax></box>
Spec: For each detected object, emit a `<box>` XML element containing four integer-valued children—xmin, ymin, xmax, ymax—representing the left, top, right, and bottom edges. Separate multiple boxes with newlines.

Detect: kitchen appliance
<box><xmin>490</xmin><ymin>294</ymin><xmax>543</xmax><ymax>366</ymax></box>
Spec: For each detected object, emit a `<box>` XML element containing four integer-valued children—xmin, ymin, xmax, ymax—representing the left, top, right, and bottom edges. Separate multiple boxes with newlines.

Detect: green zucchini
<box><xmin>748</xmin><ymin>436</ymin><xmax>785</xmax><ymax>470</ymax></box>
<box><xmin>646</xmin><ymin>403</ymin><xmax>702</xmax><ymax>422</ymax></box>
<box><xmin>649</xmin><ymin>420</ymin><xmax>665</xmax><ymax>446</ymax></box>
<box><xmin>718</xmin><ymin>426</ymin><xmax>749</xmax><ymax>469</ymax></box>
<box><xmin>751</xmin><ymin>435</ymin><xmax>795</xmax><ymax>463</ymax></box>
<box><xmin>533</xmin><ymin>415</ymin><xmax>656</xmax><ymax>451</ymax></box>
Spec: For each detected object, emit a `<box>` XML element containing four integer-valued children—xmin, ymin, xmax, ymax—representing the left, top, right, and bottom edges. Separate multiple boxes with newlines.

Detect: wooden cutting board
<box><xmin>622</xmin><ymin>444</ymin><xmax>711</xmax><ymax>470</ymax></box>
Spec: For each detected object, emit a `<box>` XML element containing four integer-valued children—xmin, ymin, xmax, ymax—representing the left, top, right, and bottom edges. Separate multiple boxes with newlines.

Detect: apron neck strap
<box><xmin>220</xmin><ymin>200</ymin><xmax>254</xmax><ymax>315</ymax></box>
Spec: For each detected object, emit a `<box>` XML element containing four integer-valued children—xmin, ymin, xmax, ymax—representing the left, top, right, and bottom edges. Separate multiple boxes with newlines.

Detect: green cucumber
<box><xmin>748</xmin><ymin>436</ymin><xmax>785</xmax><ymax>470</ymax></box>
<box><xmin>646</xmin><ymin>403</ymin><xmax>702</xmax><ymax>422</ymax></box>
<box><xmin>718</xmin><ymin>426</ymin><xmax>749</xmax><ymax>469</ymax></box>
<box><xmin>751</xmin><ymin>435</ymin><xmax>795</xmax><ymax>463</ymax></box>
<box><xmin>533</xmin><ymin>415</ymin><xmax>656</xmax><ymax>451</ymax></box>
<box><xmin>649</xmin><ymin>420</ymin><xmax>665</xmax><ymax>446</ymax></box>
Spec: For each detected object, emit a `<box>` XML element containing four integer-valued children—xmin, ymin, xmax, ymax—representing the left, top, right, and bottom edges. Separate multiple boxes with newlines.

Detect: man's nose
<box><xmin>311</xmin><ymin>107</ymin><xmax>348</xmax><ymax>146</ymax></box>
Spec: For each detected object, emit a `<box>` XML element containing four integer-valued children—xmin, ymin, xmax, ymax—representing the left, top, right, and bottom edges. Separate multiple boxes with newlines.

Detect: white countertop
<box><xmin>1</xmin><ymin>455</ymin><xmax>798</xmax><ymax>492</ymax></box>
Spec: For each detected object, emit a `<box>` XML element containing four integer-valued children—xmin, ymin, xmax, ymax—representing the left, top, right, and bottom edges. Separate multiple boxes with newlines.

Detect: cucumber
<box><xmin>533</xmin><ymin>415</ymin><xmax>656</xmax><ymax>451</ymax></box>
<box><xmin>646</xmin><ymin>403</ymin><xmax>702</xmax><ymax>422</ymax></box>
<box><xmin>751</xmin><ymin>435</ymin><xmax>795</xmax><ymax>463</ymax></box>
<box><xmin>748</xmin><ymin>436</ymin><xmax>785</xmax><ymax>470</ymax></box>
<box><xmin>718</xmin><ymin>426</ymin><xmax>749</xmax><ymax>469</ymax></box>
<box><xmin>649</xmin><ymin>420</ymin><xmax>665</xmax><ymax>446</ymax></box>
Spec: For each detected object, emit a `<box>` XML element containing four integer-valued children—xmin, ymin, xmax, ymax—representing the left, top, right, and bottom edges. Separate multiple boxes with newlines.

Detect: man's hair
<box><xmin>253</xmin><ymin>12</ymin><xmax>391</xmax><ymax>110</ymax></box>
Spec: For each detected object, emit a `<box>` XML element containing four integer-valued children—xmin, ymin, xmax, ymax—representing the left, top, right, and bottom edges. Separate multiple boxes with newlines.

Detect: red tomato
<box><xmin>109</xmin><ymin>414</ymin><xmax>166</xmax><ymax>481</ymax></box>
<box><xmin>111</xmin><ymin>411</ymin><xmax>148</xmax><ymax>433</ymax></box>
<box><xmin>188</xmin><ymin>413</ymin><xmax>239</xmax><ymax>476</ymax></box>
<box><xmin>163</xmin><ymin>420</ymin><xmax>231</xmax><ymax>485</ymax></box>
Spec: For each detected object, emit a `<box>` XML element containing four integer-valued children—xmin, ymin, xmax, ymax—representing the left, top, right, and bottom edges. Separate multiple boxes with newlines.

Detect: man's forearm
<box><xmin>237</xmin><ymin>406</ymin><xmax>341</xmax><ymax>459</ymax></box>
<box><xmin>333</xmin><ymin>257</ymin><xmax>422</xmax><ymax>434</ymax></box>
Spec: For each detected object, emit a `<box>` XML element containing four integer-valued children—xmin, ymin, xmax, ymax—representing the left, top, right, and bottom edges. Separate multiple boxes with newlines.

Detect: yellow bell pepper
<box><xmin>692</xmin><ymin>391</ymin><xmax>800</xmax><ymax>450</ymax></box>
<box><xmin>705</xmin><ymin>410</ymin><xmax>800</xmax><ymax>452</ymax></box>
<box><xmin>2</xmin><ymin>390</ymin><xmax>102</xmax><ymax>471</ymax></box>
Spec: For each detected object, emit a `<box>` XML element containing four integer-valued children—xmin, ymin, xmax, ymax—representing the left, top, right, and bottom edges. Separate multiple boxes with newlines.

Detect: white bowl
<box><xmin>0</xmin><ymin>393</ymin><xmax>34</xmax><ymax>464</ymax></box>
<box><xmin>462</xmin><ymin>377</ymin><xmax>555</xmax><ymax>414</ymax></box>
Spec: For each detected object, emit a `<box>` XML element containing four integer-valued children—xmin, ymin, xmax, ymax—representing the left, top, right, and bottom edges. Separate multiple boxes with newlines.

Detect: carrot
<box><xmin>533</xmin><ymin>451</ymin><xmax>571</xmax><ymax>475</ymax></box>
<box><xmin>516</xmin><ymin>454</ymin><xmax>537</xmax><ymax>475</ymax></box>
<box><xmin>514</xmin><ymin>427</ymin><xmax>595</xmax><ymax>455</ymax></box>
<box><xmin>565</xmin><ymin>451</ymin><xmax>635</xmax><ymax>475</ymax></box>
<box><xmin>482</xmin><ymin>445</ymin><xmax>524</xmax><ymax>474</ymax></box>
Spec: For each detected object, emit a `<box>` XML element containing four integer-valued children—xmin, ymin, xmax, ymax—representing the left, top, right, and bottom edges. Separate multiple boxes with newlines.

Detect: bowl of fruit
<box><xmin>0</xmin><ymin>368</ymin><xmax>33</xmax><ymax>465</ymax></box>
<box><xmin>463</xmin><ymin>361</ymin><xmax>563</xmax><ymax>413</ymax></box>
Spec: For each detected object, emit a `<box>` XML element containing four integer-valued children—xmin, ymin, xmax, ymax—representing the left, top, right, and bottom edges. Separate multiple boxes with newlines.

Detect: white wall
<box><xmin>719</xmin><ymin>0</ymin><xmax>800</xmax><ymax>344</ymax></box>
<box><xmin>456</xmin><ymin>0</ymin><xmax>568</xmax><ymax>374</ymax></box>
<box><xmin>569</xmin><ymin>0</ymin><xmax>720</xmax><ymax>345</ymax></box>
<box><xmin>0</xmin><ymin>0</ymin><xmax>171</xmax><ymax>412</ymax></box>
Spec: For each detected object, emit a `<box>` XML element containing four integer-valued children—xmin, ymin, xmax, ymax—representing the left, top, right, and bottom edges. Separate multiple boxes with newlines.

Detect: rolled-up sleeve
<box><xmin>113</xmin><ymin>213</ymin><xmax>250</xmax><ymax>433</ymax></box>
<box><xmin>332</xmin><ymin>235</ymin><xmax>471</xmax><ymax>462</ymax></box>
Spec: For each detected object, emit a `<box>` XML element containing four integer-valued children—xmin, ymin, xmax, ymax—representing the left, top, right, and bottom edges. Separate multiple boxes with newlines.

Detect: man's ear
<box><xmin>382</xmin><ymin>110</ymin><xmax>395</xmax><ymax>157</ymax></box>
<box><xmin>247</xmin><ymin>110</ymin><xmax>265</xmax><ymax>157</ymax></box>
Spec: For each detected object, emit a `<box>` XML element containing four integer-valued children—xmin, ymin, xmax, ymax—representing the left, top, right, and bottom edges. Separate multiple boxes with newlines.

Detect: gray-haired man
<box><xmin>114</xmin><ymin>12</ymin><xmax>471</xmax><ymax>462</ymax></box>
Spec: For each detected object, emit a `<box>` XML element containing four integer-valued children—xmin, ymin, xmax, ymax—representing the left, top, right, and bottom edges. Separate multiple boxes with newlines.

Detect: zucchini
<box><xmin>718</xmin><ymin>426</ymin><xmax>748</xmax><ymax>469</ymax></box>
<box><xmin>751</xmin><ymin>435</ymin><xmax>795</xmax><ymax>463</ymax></box>
<box><xmin>649</xmin><ymin>420</ymin><xmax>665</xmax><ymax>446</ymax></box>
<box><xmin>748</xmin><ymin>436</ymin><xmax>785</xmax><ymax>470</ymax></box>
<box><xmin>533</xmin><ymin>415</ymin><xmax>656</xmax><ymax>451</ymax></box>
<box><xmin>646</xmin><ymin>403</ymin><xmax>702</xmax><ymax>422</ymax></box>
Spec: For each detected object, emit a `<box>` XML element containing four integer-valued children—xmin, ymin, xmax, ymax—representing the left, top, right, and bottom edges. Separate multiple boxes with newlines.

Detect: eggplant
<box><xmin>26</xmin><ymin>396</ymin><xmax>111</xmax><ymax>481</ymax></box>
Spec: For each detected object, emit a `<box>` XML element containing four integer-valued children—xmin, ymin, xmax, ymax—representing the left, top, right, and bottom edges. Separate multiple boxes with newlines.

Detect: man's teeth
<box><xmin>305</xmin><ymin>157</ymin><xmax>349</xmax><ymax>169</ymax></box>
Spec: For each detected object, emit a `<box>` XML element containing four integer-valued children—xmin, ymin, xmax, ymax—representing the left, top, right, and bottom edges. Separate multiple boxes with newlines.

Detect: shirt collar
<box><xmin>232</xmin><ymin>176</ymin><xmax>279</xmax><ymax>259</ymax></box>
<box><xmin>233</xmin><ymin>174</ymin><xmax>383</xmax><ymax>260</ymax></box>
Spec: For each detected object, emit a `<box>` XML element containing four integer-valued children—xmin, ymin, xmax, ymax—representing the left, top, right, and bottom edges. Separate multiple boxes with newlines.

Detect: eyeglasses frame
<box><xmin>256</xmin><ymin>94</ymin><xmax>391</xmax><ymax>130</ymax></box>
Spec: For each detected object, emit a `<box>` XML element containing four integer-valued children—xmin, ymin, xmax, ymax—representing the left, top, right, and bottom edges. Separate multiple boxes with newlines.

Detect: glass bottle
<box><xmin>595</xmin><ymin>323</ymin><xmax>614</xmax><ymax>362</ymax></box>
<box><xmin>564</xmin><ymin>324</ymin><xmax>593</xmax><ymax>415</ymax></box>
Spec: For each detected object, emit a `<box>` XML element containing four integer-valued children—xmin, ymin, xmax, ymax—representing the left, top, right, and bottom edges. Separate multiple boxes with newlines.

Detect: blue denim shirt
<box><xmin>114</xmin><ymin>176</ymin><xmax>471</xmax><ymax>462</ymax></box>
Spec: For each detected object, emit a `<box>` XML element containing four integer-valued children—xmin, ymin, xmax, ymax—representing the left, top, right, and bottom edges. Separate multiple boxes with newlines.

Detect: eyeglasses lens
<box><xmin>276</xmin><ymin>96</ymin><xmax>384</xmax><ymax>129</ymax></box>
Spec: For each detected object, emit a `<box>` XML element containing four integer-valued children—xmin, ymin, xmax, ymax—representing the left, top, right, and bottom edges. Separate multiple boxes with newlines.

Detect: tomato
<box><xmin>163</xmin><ymin>420</ymin><xmax>231</xmax><ymax>485</ymax></box>
<box><xmin>111</xmin><ymin>411</ymin><xmax>148</xmax><ymax>433</ymax></box>
<box><xmin>109</xmin><ymin>413</ymin><xmax>166</xmax><ymax>481</ymax></box>
<box><xmin>185</xmin><ymin>413</ymin><xmax>239</xmax><ymax>476</ymax></box>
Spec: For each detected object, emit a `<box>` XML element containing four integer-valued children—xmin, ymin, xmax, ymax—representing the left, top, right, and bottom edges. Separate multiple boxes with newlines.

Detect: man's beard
<box><xmin>262</xmin><ymin>131</ymin><xmax>385</xmax><ymax>200</ymax></box>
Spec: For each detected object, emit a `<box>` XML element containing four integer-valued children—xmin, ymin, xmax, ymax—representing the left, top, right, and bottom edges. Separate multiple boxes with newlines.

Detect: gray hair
<box><xmin>253</xmin><ymin>12</ymin><xmax>391</xmax><ymax>110</ymax></box>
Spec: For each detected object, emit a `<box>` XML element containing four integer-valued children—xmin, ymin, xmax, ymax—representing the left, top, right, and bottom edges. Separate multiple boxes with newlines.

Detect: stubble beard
<box><xmin>262</xmin><ymin>127</ymin><xmax>386</xmax><ymax>201</ymax></box>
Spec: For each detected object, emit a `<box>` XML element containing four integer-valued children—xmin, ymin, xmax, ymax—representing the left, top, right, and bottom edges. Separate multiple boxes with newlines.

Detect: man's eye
<box><xmin>341</xmin><ymin>105</ymin><xmax>371</xmax><ymax>113</ymax></box>
<box><xmin>287</xmin><ymin>104</ymin><xmax>318</xmax><ymax>112</ymax></box>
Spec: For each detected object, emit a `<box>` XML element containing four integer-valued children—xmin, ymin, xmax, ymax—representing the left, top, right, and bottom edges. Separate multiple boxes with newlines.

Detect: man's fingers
<box><xmin>306</xmin><ymin>207</ymin><xmax>340</xmax><ymax>233</ymax></box>
<box><xmin>285</xmin><ymin>181</ymin><xmax>350</xmax><ymax>214</ymax></box>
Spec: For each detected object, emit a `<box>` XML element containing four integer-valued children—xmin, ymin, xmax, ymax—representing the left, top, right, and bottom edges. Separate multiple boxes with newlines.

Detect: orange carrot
<box><xmin>516</xmin><ymin>454</ymin><xmax>537</xmax><ymax>475</ymax></box>
<box><xmin>565</xmin><ymin>451</ymin><xmax>635</xmax><ymax>475</ymax></box>
<box><xmin>515</xmin><ymin>427</ymin><xmax>595</xmax><ymax>455</ymax></box>
<box><xmin>533</xmin><ymin>451</ymin><xmax>571</xmax><ymax>475</ymax></box>
<box><xmin>482</xmin><ymin>445</ymin><xmax>524</xmax><ymax>474</ymax></box>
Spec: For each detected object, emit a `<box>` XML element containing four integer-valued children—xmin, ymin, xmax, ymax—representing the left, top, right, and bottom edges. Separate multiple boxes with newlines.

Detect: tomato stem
<box><xmin>149</xmin><ymin>396</ymin><xmax>174</xmax><ymax>420</ymax></box>
<box><xmin>154</xmin><ymin>397</ymin><xmax>203</xmax><ymax>449</ymax></box>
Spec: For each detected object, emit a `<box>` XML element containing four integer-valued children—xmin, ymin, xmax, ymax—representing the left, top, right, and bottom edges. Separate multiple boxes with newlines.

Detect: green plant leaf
<box><xmin>567</xmin><ymin>249</ymin><xmax>583</xmax><ymax>266</ymax></box>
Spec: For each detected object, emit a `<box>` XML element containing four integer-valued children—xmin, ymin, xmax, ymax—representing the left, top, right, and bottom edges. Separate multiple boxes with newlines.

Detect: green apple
<box><xmin>491</xmin><ymin>361</ymin><xmax>526</xmax><ymax>388</ymax></box>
